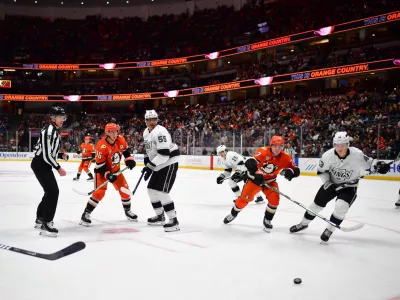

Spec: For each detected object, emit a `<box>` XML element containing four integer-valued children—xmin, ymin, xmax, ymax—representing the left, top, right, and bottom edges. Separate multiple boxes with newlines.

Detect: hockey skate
<box><xmin>289</xmin><ymin>223</ymin><xmax>308</xmax><ymax>233</ymax></box>
<box><xmin>125</xmin><ymin>210</ymin><xmax>138</xmax><ymax>222</ymax></box>
<box><xmin>255</xmin><ymin>196</ymin><xmax>264</xmax><ymax>204</ymax></box>
<box><xmin>87</xmin><ymin>174</ymin><xmax>94</xmax><ymax>181</ymax></box>
<box><xmin>320</xmin><ymin>228</ymin><xmax>333</xmax><ymax>242</ymax></box>
<box><xmin>40</xmin><ymin>222</ymin><xmax>58</xmax><ymax>237</ymax></box>
<box><xmin>395</xmin><ymin>199</ymin><xmax>400</xmax><ymax>207</ymax></box>
<box><xmin>34</xmin><ymin>217</ymin><xmax>43</xmax><ymax>229</ymax></box>
<box><xmin>73</xmin><ymin>177</ymin><xmax>80</xmax><ymax>181</ymax></box>
<box><xmin>223</xmin><ymin>213</ymin><xmax>236</xmax><ymax>224</ymax></box>
<box><xmin>79</xmin><ymin>212</ymin><xmax>92</xmax><ymax>227</ymax></box>
<box><xmin>163</xmin><ymin>218</ymin><xmax>180</xmax><ymax>232</ymax></box>
<box><xmin>147</xmin><ymin>214</ymin><xmax>165</xmax><ymax>226</ymax></box>
<box><xmin>263</xmin><ymin>218</ymin><xmax>273</xmax><ymax>232</ymax></box>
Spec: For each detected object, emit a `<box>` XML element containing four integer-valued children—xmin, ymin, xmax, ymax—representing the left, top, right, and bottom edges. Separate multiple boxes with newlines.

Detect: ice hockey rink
<box><xmin>0</xmin><ymin>161</ymin><xmax>399</xmax><ymax>300</ymax></box>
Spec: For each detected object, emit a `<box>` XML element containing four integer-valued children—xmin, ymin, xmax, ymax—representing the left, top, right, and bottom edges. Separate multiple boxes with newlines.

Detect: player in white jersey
<box><xmin>216</xmin><ymin>145</ymin><xmax>263</xmax><ymax>203</ymax></box>
<box><xmin>142</xmin><ymin>110</ymin><xmax>180</xmax><ymax>232</ymax></box>
<box><xmin>290</xmin><ymin>131</ymin><xmax>390</xmax><ymax>242</ymax></box>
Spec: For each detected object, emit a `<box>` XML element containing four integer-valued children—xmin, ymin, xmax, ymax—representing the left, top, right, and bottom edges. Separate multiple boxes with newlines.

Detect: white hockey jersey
<box><xmin>220</xmin><ymin>151</ymin><xmax>247</xmax><ymax>177</ymax></box>
<box><xmin>143</xmin><ymin>125</ymin><xmax>180</xmax><ymax>171</ymax></box>
<box><xmin>317</xmin><ymin>147</ymin><xmax>375</xmax><ymax>186</ymax></box>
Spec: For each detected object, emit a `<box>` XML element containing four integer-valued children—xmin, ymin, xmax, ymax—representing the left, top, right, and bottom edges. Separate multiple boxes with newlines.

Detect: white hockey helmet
<box><xmin>145</xmin><ymin>110</ymin><xmax>158</xmax><ymax>120</ymax></box>
<box><xmin>216</xmin><ymin>145</ymin><xmax>227</xmax><ymax>154</ymax></box>
<box><xmin>333</xmin><ymin>131</ymin><xmax>350</xmax><ymax>146</ymax></box>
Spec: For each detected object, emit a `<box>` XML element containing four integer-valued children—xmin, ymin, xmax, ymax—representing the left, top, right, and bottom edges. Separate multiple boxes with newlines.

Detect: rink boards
<box><xmin>0</xmin><ymin>152</ymin><xmax>399</xmax><ymax>181</ymax></box>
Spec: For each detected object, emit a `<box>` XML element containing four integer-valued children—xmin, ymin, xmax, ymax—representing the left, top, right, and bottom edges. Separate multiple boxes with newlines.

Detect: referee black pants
<box><xmin>31</xmin><ymin>156</ymin><xmax>60</xmax><ymax>222</ymax></box>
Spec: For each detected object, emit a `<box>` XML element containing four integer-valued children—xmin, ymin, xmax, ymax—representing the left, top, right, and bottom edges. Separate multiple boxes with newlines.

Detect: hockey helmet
<box><xmin>333</xmin><ymin>131</ymin><xmax>350</xmax><ymax>146</ymax></box>
<box><xmin>49</xmin><ymin>106</ymin><xmax>66</xmax><ymax>120</ymax></box>
<box><xmin>105</xmin><ymin>123</ymin><xmax>119</xmax><ymax>132</ymax></box>
<box><xmin>145</xmin><ymin>110</ymin><xmax>158</xmax><ymax>120</ymax></box>
<box><xmin>270</xmin><ymin>136</ymin><xmax>284</xmax><ymax>146</ymax></box>
<box><xmin>216</xmin><ymin>145</ymin><xmax>227</xmax><ymax>154</ymax></box>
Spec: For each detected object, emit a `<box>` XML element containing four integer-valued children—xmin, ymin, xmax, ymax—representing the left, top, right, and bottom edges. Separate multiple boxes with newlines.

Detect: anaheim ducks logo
<box><xmin>261</xmin><ymin>163</ymin><xmax>277</xmax><ymax>174</ymax></box>
<box><xmin>111</xmin><ymin>152</ymin><xmax>121</xmax><ymax>165</ymax></box>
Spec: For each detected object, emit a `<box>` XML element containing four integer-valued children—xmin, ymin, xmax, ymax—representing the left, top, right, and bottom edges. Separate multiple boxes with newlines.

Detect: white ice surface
<box><xmin>0</xmin><ymin>161</ymin><xmax>399</xmax><ymax>300</ymax></box>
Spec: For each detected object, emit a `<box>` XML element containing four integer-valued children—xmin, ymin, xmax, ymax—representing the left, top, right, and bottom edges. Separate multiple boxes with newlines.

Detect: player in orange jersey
<box><xmin>73</xmin><ymin>136</ymin><xmax>95</xmax><ymax>181</ymax></box>
<box><xmin>79</xmin><ymin>123</ymin><xmax>137</xmax><ymax>226</ymax></box>
<box><xmin>223</xmin><ymin>136</ymin><xmax>300</xmax><ymax>232</ymax></box>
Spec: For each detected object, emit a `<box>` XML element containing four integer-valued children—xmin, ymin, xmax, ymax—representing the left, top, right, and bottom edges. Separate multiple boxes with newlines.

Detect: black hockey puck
<box><xmin>294</xmin><ymin>278</ymin><xmax>302</xmax><ymax>284</ymax></box>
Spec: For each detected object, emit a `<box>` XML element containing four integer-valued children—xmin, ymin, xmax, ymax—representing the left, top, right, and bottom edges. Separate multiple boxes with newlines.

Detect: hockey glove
<box><xmin>374</xmin><ymin>161</ymin><xmax>390</xmax><ymax>174</ymax></box>
<box><xmin>248</xmin><ymin>172</ymin><xmax>264</xmax><ymax>186</ymax></box>
<box><xmin>76</xmin><ymin>150</ymin><xmax>81</xmax><ymax>154</ymax></box>
<box><xmin>105</xmin><ymin>171</ymin><xmax>118</xmax><ymax>183</ymax></box>
<box><xmin>281</xmin><ymin>167</ymin><xmax>300</xmax><ymax>181</ymax></box>
<box><xmin>231</xmin><ymin>172</ymin><xmax>245</xmax><ymax>183</ymax></box>
<box><xmin>124</xmin><ymin>157</ymin><xmax>136</xmax><ymax>170</ymax></box>
<box><xmin>216</xmin><ymin>175</ymin><xmax>225</xmax><ymax>184</ymax></box>
<box><xmin>142</xmin><ymin>166</ymin><xmax>153</xmax><ymax>181</ymax></box>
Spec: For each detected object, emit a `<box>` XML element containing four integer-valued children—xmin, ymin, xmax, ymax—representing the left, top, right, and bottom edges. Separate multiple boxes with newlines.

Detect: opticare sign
<box><xmin>0</xmin><ymin>11</ymin><xmax>398</xmax><ymax>71</ymax></box>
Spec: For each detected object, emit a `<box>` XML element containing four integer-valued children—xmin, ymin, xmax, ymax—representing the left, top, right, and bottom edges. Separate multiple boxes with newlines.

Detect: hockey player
<box><xmin>216</xmin><ymin>145</ymin><xmax>263</xmax><ymax>204</ymax></box>
<box><xmin>73</xmin><ymin>136</ymin><xmax>95</xmax><ymax>181</ymax></box>
<box><xmin>290</xmin><ymin>131</ymin><xmax>390</xmax><ymax>242</ymax></box>
<box><xmin>79</xmin><ymin>122</ymin><xmax>137</xmax><ymax>226</ymax></box>
<box><xmin>223</xmin><ymin>136</ymin><xmax>300</xmax><ymax>232</ymax></box>
<box><xmin>142</xmin><ymin>110</ymin><xmax>180</xmax><ymax>232</ymax></box>
<box><xmin>396</xmin><ymin>190</ymin><xmax>400</xmax><ymax>207</ymax></box>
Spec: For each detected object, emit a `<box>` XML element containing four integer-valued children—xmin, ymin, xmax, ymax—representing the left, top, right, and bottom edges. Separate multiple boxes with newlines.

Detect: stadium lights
<box><xmin>106</xmin><ymin>1</ymin><xmax>109</xmax><ymax>3</ymax></box>
<box><xmin>81</xmin><ymin>2</ymin><xmax>83</xmax><ymax>4</ymax></box>
<box><xmin>34</xmin><ymin>1</ymin><xmax>37</xmax><ymax>3</ymax></box>
<box><xmin>126</xmin><ymin>0</ymin><xmax>129</xmax><ymax>2</ymax></box>
<box><xmin>61</xmin><ymin>2</ymin><xmax>63</xmax><ymax>4</ymax></box>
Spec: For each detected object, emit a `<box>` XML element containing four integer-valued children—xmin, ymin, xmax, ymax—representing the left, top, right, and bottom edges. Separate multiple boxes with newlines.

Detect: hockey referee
<box><xmin>31</xmin><ymin>107</ymin><xmax>69</xmax><ymax>237</ymax></box>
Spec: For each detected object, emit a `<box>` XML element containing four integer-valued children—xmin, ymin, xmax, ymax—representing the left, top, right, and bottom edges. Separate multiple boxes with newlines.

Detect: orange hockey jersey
<box><xmin>80</xmin><ymin>142</ymin><xmax>95</xmax><ymax>159</ymax></box>
<box><xmin>95</xmin><ymin>135</ymin><xmax>128</xmax><ymax>173</ymax></box>
<box><xmin>253</xmin><ymin>146</ymin><xmax>297</xmax><ymax>181</ymax></box>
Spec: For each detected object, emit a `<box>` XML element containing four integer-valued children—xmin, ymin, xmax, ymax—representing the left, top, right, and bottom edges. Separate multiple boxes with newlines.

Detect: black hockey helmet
<box><xmin>49</xmin><ymin>106</ymin><xmax>67</xmax><ymax>120</ymax></box>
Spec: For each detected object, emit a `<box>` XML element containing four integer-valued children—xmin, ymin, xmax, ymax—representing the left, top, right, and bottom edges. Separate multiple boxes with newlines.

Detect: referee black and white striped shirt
<box><xmin>34</xmin><ymin>124</ymin><xmax>62</xmax><ymax>170</ymax></box>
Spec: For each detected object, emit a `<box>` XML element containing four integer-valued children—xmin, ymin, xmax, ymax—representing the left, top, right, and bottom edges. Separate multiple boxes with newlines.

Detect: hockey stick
<box><xmin>264</xmin><ymin>183</ymin><xmax>364</xmax><ymax>232</ymax></box>
<box><xmin>120</xmin><ymin>172</ymin><xmax>144</xmax><ymax>196</ymax></box>
<box><xmin>72</xmin><ymin>167</ymin><xmax>128</xmax><ymax>196</ymax></box>
<box><xmin>0</xmin><ymin>241</ymin><xmax>86</xmax><ymax>261</ymax></box>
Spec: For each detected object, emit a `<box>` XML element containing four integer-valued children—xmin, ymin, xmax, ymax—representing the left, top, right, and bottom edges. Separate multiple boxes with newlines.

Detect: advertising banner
<box><xmin>1</xmin><ymin>59</ymin><xmax>399</xmax><ymax>102</ymax></box>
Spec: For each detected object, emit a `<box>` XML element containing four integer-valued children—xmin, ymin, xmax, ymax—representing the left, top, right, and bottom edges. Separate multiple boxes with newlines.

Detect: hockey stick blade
<box><xmin>0</xmin><ymin>241</ymin><xmax>86</xmax><ymax>261</ymax></box>
<box><xmin>339</xmin><ymin>222</ymin><xmax>364</xmax><ymax>232</ymax></box>
<box><xmin>72</xmin><ymin>187</ymin><xmax>91</xmax><ymax>196</ymax></box>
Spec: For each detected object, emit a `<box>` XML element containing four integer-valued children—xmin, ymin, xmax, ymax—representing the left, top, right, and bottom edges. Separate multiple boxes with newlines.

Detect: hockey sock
<box><xmin>86</xmin><ymin>198</ymin><xmax>98</xmax><ymax>213</ymax></box>
<box><xmin>302</xmin><ymin>202</ymin><xmax>324</xmax><ymax>225</ymax></box>
<box><xmin>121</xmin><ymin>199</ymin><xmax>131</xmax><ymax>211</ymax></box>
<box><xmin>148</xmin><ymin>189</ymin><xmax>164</xmax><ymax>216</ymax></box>
<box><xmin>264</xmin><ymin>204</ymin><xmax>277</xmax><ymax>221</ymax></box>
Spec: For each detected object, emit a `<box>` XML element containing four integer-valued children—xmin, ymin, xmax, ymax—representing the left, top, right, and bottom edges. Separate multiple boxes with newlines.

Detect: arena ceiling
<box><xmin>0</xmin><ymin>0</ymin><xmax>187</xmax><ymax>7</ymax></box>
